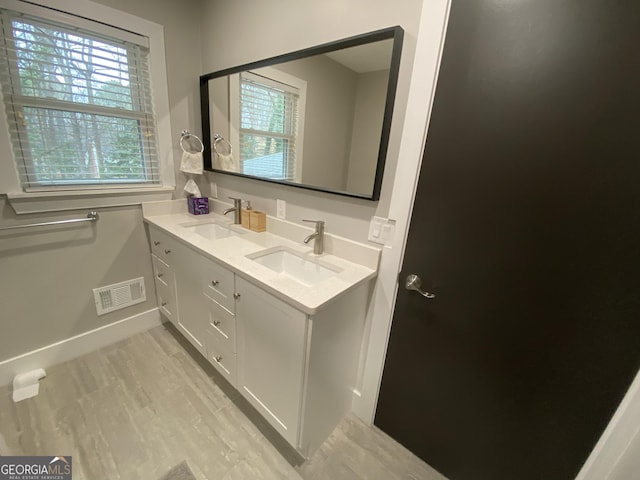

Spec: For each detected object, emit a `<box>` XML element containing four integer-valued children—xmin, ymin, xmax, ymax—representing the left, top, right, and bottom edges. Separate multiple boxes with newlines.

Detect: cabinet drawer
<box><xmin>149</xmin><ymin>227</ymin><xmax>176</xmax><ymax>262</ymax></box>
<box><xmin>152</xmin><ymin>255</ymin><xmax>172</xmax><ymax>289</ymax></box>
<box><xmin>205</xmin><ymin>294</ymin><xmax>236</xmax><ymax>352</ymax></box>
<box><xmin>156</xmin><ymin>280</ymin><xmax>177</xmax><ymax>323</ymax></box>
<box><xmin>202</xmin><ymin>260</ymin><xmax>235</xmax><ymax>313</ymax></box>
<box><xmin>206</xmin><ymin>330</ymin><xmax>237</xmax><ymax>387</ymax></box>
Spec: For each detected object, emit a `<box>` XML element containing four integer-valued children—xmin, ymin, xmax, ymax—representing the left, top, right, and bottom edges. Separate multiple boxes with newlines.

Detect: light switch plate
<box><xmin>368</xmin><ymin>216</ymin><xmax>395</xmax><ymax>246</ymax></box>
<box><xmin>210</xmin><ymin>182</ymin><xmax>218</xmax><ymax>198</ymax></box>
<box><xmin>276</xmin><ymin>199</ymin><xmax>286</xmax><ymax>219</ymax></box>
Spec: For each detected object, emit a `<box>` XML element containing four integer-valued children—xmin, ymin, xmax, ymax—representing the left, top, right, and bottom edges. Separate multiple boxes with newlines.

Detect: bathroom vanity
<box><xmin>143</xmin><ymin>199</ymin><xmax>379</xmax><ymax>457</ymax></box>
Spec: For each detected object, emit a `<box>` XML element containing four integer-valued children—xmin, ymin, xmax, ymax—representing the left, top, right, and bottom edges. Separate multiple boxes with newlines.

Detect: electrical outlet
<box><xmin>276</xmin><ymin>199</ymin><xmax>286</xmax><ymax>219</ymax></box>
<box><xmin>210</xmin><ymin>182</ymin><xmax>218</xmax><ymax>198</ymax></box>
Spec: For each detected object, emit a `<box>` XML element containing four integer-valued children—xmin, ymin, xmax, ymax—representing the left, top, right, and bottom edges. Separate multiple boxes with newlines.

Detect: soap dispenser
<box><xmin>241</xmin><ymin>200</ymin><xmax>252</xmax><ymax>229</ymax></box>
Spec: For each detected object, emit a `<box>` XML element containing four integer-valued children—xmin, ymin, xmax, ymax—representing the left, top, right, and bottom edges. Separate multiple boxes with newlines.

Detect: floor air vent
<box><xmin>93</xmin><ymin>277</ymin><xmax>146</xmax><ymax>316</ymax></box>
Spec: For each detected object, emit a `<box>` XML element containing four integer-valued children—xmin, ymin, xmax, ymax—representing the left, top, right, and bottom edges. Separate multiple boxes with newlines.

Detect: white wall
<box><xmin>0</xmin><ymin>199</ymin><xmax>155</xmax><ymax>360</ymax></box>
<box><xmin>274</xmin><ymin>55</ymin><xmax>358</xmax><ymax>190</ymax></box>
<box><xmin>347</xmin><ymin>70</ymin><xmax>389</xmax><ymax>195</ymax></box>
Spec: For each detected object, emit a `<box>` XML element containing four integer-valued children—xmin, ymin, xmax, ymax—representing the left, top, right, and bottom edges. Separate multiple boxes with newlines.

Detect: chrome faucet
<box><xmin>223</xmin><ymin>197</ymin><xmax>242</xmax><ymax>224</ymax></box>
<box><xmin>302</xmin><ymin>219</ymin><xmax>325</xmax><ymax>255</ymax></box>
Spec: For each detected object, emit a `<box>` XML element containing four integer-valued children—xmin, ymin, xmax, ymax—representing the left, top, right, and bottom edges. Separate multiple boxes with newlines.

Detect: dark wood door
<box><xmin>374</xmin><ymin>1</ymin><xmax>640</xmax><ymax>479</ymax></box>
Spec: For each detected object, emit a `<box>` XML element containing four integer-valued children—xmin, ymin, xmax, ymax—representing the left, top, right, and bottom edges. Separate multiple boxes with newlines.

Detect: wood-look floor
<box><xmin>0</xmin><ymin>323</ymin><xmax>447</xmax><ymax>480</ymax></box>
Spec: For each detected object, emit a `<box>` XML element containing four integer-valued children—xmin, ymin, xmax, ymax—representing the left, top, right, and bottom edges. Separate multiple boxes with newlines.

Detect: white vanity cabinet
<box><xmin>146</xmin><ymin>221</ymin><xmax>372</xmax><ymax>458</ymax></box>
<box><xmin>149</xmin><ymin>224</ymin><xmax>240</xmax><ymax>378</ymax></box>
<box><xmin>150</xmin><ymin>225</ymin><xmax>208</xmax><ymax>355</ymax></box>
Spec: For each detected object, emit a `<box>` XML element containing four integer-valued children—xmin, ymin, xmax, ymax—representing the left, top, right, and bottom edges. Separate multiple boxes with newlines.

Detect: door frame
<box><xmin>352</xmin><ymin>0</ymin><xmax>640</xmax><ymax>478</ymax></box>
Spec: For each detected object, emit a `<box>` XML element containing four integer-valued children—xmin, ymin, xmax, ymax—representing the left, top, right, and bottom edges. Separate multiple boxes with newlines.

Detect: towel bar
<box><xmin>0</xmin><ymin>211</ymin><xmax>99</xmax><ymax>231</ymax></box>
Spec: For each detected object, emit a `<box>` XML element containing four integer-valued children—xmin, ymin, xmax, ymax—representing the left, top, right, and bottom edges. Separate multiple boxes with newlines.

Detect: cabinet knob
<box><xmin>153</xmin><ymin>240</ymin><xmax>160</xmax><ymax>246</ymax></box>
<box><xmin>213</xmin><ymin>320</ymin><xmax>221</xmax><ymax>327</ymax></box>
<box><xmin>211</xmin><ymin>280</ymin><xmax>219</xmax><ymax>286</ymax></box>
<box><xmin>157</xmin><ymin>273</ymin><xmax>164</xmax><ymax>278</ymax></box>
<box><xmin>214</xmin><ymin>355</ymin><xmax>222</xmax><ymax>363</ymax></box>
<box><xmin>161</xmin><ymin>301</ymin><xmax>167</xmax><ymax>307</ymax></box>
<box><xmin>233</xmin><ymin>293</ymin><xmax>240</xmax><ymax>299</ymax></box>
<box><xmin>164</xmin><ymin>249</ymin><xmax>171</xmax><ymax>254</ymax></box>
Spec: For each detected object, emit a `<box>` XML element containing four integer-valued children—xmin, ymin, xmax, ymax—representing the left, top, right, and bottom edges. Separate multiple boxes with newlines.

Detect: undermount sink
<box><xmin>181</xmin><ymin>221</ymin><xmax>245</xmax><ymax>241</ymax></box>
<box><xmin>247</xmin><ymin>247</ymin><xmax>342</xmax><ymax>286</ymax></box>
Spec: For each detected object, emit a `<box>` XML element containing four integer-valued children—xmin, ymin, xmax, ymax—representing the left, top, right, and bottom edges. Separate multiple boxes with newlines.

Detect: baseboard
<box><xmin>0</xmin><ymin>308</ymin><xmax>163</xmax><ymax>387</ymax></box>
<box><xmin>575</xmin><ymin>367</ymin><xmax>640</xmax><ymax>480</ymax></box>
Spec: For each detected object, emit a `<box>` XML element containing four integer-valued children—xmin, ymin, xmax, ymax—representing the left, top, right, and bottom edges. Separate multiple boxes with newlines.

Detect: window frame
<box><xmin>0</xmin><ymin>0</ymin><xmax>175</xmax><ymax>213</ymax></box>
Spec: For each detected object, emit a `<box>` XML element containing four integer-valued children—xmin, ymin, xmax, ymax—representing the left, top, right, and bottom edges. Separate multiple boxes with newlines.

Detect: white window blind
<box><xmin>239</xmin><ymin>71</ymin><xmax>299</xmax><ymax>181</ymax></box>
<box><xmin>0</xmin><ymin>7</ymin><xmax>159</xmax><ymax>190</ymax></box>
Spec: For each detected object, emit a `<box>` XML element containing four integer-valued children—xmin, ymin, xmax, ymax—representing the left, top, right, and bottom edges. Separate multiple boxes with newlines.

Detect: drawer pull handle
<box><xmin>157</xmin><ymin>273</ymin><xmax>164</xmax><ymax>278</ymax></box>
<box><xmin>153</xmin><ymin>241</ymin><xmax>160</xmax><ymax>246</ymax></box>
<box><xmin>164</xmin><ymin>249</ymin><xmax>171</xmax><ymax>254</ymax></box>
<box><xmin>211</xmin><ymin>280</ymin><xmax>219</xmax><ymax>286</ymax></box>
<box><xmin>214</xmin><ymin>356</ymin><xmax>222</xmax><ymax>363</ymax></box>
<box><xmin>161</xmin><ymin>302</ymin><xmax>167</xmax><ymax>307</ymax></box>
<box><xmin>213</xmin><ymin>320</ymin><xmax>221</xmax><ymax>326</ymax></box>
<box><xmin>233</xmin><ymin>293</ymin><xmax>240</xmax><ymax>299</ymax></box>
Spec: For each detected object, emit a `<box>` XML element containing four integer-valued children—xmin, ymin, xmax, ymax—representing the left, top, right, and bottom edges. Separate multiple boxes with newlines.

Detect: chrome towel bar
<box><xmin>0</xmin><ymin>211</ymin><xmax>99</xmax><ymax>231</ymax></box>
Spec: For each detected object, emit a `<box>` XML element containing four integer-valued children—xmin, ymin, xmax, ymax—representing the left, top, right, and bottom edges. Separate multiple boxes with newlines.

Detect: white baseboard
<box><xmin>575</xmin><ymin>368</ymin><xmax>640</xmax><ymax>480</ymax></box>
<box><xmin>0</xmin><ymin>308</ymin><xmax>163</xmax><ymax>387</ymax></box>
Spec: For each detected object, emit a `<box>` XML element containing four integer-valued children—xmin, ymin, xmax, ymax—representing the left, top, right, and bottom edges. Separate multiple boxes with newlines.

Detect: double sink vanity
<box><xmin>142</xmin><ymin>199</ymin><xmax>380</xmax><ymax>458</ymax></box>
<box><xmin>140</xmin><ymin>23</ymin><xmax>403</xmax><ymax>460</ymax></box>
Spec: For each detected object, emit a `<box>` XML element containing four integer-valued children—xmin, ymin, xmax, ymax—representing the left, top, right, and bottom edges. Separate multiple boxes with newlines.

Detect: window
<box><xmin>238</xmin><ymin>71</ymin><xmax>304</xmax><ymax>182</ymax></box>
<box><xmin>0</xmin><ymin>4</ymin><xmax>160</xmax><ymax>191</ymax></box>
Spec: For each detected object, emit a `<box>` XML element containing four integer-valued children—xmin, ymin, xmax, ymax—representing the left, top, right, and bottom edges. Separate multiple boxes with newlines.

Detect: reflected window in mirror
<box><xmin>229</xmin><ymin>69</ymin><xmax>306</xmax><ymax>182</ymax></box>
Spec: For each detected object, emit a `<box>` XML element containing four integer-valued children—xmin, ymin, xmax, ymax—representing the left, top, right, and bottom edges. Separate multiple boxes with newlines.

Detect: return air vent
<box><xmin>93</xmin><ymin>277</ymin><xmax>146</xmax><ymax>316</ymax></box>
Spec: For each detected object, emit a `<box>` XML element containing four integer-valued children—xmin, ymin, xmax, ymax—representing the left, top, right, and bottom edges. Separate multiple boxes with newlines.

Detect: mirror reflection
<box><xmin>200</xmin><ymin>27</ymin><xmax>403</xmax><ymax>200</ymax></box>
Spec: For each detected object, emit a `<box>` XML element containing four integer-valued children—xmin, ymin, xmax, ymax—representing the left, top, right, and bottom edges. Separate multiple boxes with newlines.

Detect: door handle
<box><xmin>405</xmin><ymin>274</ymin><xmax>435</xmax><ymax>299</ymax></box>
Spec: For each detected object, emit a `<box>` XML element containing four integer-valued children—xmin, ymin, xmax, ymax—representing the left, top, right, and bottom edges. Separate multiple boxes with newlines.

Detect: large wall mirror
<box><xmin>200</xmin><ymin>26</ymin><xmax>404</xmax><ymax>200</ymax></box>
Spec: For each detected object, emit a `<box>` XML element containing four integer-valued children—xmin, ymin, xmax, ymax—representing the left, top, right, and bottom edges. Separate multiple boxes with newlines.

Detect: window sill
<box><xmin>7</xmin><ymin>186</ymin><xmax>175</xmax><ymax>214</ymax></box>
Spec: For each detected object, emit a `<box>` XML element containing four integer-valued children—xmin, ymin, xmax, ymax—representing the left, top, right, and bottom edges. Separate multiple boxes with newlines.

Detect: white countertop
<box><xmin>143</xmin><ymin>205</ymin><xmax>379</xmax><ymax>315</ymax></box>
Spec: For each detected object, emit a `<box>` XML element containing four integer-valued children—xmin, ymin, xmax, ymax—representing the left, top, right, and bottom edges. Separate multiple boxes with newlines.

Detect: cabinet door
<box><xmin>235</xmin><ymin>277</ymin><xmax>308</xmax><ymax>447</ymax></box>
<box><xmin>172</xmin><ymin>244</ymin><xmax>207</xmax><ymax>355</ymax></box>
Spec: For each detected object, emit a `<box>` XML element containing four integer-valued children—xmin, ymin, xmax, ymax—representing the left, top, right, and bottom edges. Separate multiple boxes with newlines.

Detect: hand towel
<box><xmin>180</xmin><ymin>151</ymin><xmax>203</xmax><ymax>174</ymax></box>
<box><xmin>215</xmin><ymin>152</ymin><xmax>237</xmax><ymax>172</ymax></box>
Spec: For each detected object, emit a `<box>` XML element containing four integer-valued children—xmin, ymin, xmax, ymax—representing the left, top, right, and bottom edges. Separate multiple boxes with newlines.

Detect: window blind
<box><xmin>239</xmin><ymin>72</ymin><xmax>299</xmax><ymax>181</ymax></box>
<box><xmin>0</xmin><ymin>7</ymin><xmax>159</xmax><ymax>189</ymax></box>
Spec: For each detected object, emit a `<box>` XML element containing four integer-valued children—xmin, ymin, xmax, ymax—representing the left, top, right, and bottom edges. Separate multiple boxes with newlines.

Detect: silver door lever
<box><xmin>405</xmin><ymin>274</ymin><xmax>435</xmax><ymax>299</ymax></box>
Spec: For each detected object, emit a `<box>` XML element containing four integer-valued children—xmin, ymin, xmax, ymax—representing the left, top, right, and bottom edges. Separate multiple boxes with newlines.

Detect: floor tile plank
<box><xmin>0</xmin><ymin>323</ymin><xmax>447</xmax><ymax>480</ymax></box>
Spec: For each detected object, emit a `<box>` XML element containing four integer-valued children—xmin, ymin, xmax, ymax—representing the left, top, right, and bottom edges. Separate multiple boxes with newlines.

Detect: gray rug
<box><xmin>159</xmin><ymin>461</ymin><xmax>197</xmax><ymax>480</ymax></box>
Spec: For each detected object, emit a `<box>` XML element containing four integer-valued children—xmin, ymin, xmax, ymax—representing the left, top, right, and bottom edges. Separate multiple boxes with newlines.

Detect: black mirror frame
<box><xmin>199</xmin><ymin>25</ymin><xmax>404</xmax><ymax>201</ymax></box>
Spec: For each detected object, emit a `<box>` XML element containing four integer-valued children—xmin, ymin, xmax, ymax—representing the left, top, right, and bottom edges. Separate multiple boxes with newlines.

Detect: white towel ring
<box><xmin>180</xmin><ymin>130</ymin><xmax>204</xmax><ymax>154</ymax></box>
<box><xmin>213</xmin><ymin>134</ymin><xmax>232</xmax><ymax>155</ymax></box>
